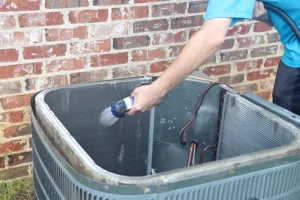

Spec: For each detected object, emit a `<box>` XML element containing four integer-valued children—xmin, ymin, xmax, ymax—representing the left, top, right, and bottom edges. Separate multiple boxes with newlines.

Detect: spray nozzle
<box><xmin>111</xmin><ymin>96</ymin><xmax>134</xmax><ymax>118</ymax></box>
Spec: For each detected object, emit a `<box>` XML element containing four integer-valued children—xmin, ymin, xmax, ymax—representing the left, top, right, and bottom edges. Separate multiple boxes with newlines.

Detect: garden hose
<box><xmin>263</xmin><ymin>2</ymin><xmax>300</xmax><ymax>43</ymax></box>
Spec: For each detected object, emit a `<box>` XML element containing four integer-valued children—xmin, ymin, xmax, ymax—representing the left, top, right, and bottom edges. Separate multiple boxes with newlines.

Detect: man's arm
<box><xmin>253</xmin><ymin>1</ymin><xmax>274</xmax><ymax>26</ymax></box>
<box><xmin>127</xmin><ymin>18</ymin><xmax>232</xmax><ymax>115</ymax></box>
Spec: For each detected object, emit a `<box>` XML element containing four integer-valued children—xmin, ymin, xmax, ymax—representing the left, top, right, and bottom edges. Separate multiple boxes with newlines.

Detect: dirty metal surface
<box><xmin>152</xmin><ymin>79</ymin><xmax>222</xmax><ymax>173</ymax></box>
<box><xmin>43</xmin><ymin>77</ymin><xmax>152</xmax><ymax>176</ymax></box>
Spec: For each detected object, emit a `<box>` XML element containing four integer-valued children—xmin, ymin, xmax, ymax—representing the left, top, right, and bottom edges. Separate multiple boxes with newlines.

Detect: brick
<box><xmin>247</xmin><ymin>69</ymin><xmax>275</xmax><ymax>81</ymax></box>
<box><xmin>46</xmin><ymin>0</ymin><xmax>88</xmax><ymax>8</ymax></box>
<box><xmin>131</xmin><ymin>48</ymin><xmax>167</xmax><ymax>62</ymax></box>
<box><xmin>135</xmin><ymin>0</ymin><xmax>158</xmax><ymax>3</ymax></box>
<box><xmin>171</xmin><ymin>16</ymin><xmax>203</xmax><ymax>29</ymax></box>
<box><xmin>112</xmin><ymin>65</ymin><xmax>147</xmax><ymax>78</ymax></box>
<box><xmin>236</xmin><ymin>59</ymin><xmax>263</xmax><ymax>72</ymax></box>
<box><xmin>0</xmin><ymin>29</ymin><xmax>43</xmax><ymax>45</ymax></box>
<box><xmin>0</xmin><ymin>140</ymin><xmax>25</xmax><ymax>154</ymax></box>
<box><xmin>237</xmin><ymin>35</ymin><xmax>265</xmax><ymax>48</ymax></box>
<box><xmin>251</xmin><ymin>45</ymin><xmax>278</xmax><ymax>58</ymax></box>
<box><xmin>3</xmin><ymin>124</ymin><xmax>31</xmax><ymax>138</ymax></box>
<box><xmin>25</xmin><ymin>78</ymin><xmax>37</xmax><ymax>91</ymax></box>
<box><xmin>70</xmin><ymin>40</ymin><xmax>110</xmax><ymax>55</ymax></box>
<box><xmin>46</xmin><ymin>58</ymin><xmax>87</xmax><ymax>72</ymax></box>
<box><xmin>0</xmin><ymin>111</ymin><xmax>23</xmax><ymax>123</ymax></box>
<box><xmin>134</xmin><ymin>19</ymin><xmax>168</xmax><ymax>33</ymax></box>
<box><xmin>150</xmin><ymin>61</ymin><xmax>172</xmax><ymax>73</ymax></box>
<box><xmin>0</xmin><ymin>94</ymin><xmax>33</xmax><ymax>109</ymax></box>
<box><xmin>0</xmin><ymin>81</ymin><xmax>21</xmax><ymax>95</ymax></box>
<box><xmin>112</xmin><ymin>6</ymin><xmax>148</xmax><ymax>20</ymax></box>
<box><xmin>39</xmin><ymin>75</ymin><xmax>68</xmax><ymax>89</ymax></box>
<box><xmin>26</xmin><ymin>76</ymin><xmax>68</xmax><ymax>91</ymax></box>
<box><xmin>113</xmin><ymin>35</ymin><xmax>150</xmax><ymax>50</ymax></box>
<box><xmin>23</xmin><ymin>44</ymin><xmax>67</xmax><ymax>59</ymax></box>
<box><xmin>188</xmin><ymin>1</ymin><xmax>208</xmax><ymax>13</ymax></box>
<box><xmin>260</xmin><ymin>80</ymin><xmax>275</xmax><ymax>90</ymax></box>
<box><xmin>70</xmin><ymin>69</ymin><xmax>107</xmax><ymax>84</ymax></box>
<box><xmin>152</xmin><ymin>3</ymin><xmax>186</xmax><ymax>17</ymax></box>
<box><xmin>169</xmin><ymin>45</ymin><xmax>183</xmax><ymax>57</ymax></box>
<box><xmin>69</xmin><ymin>9</ymin><xmax>108</xmax><ymax>24</ymax></box>
<box><xmin>219</xmin><ymin>74</ymin><xmax>244</xmax><ymax>84</ymax></box>
<box><xmin>0</xmin><ymin>15</ymin><xmax>16</xmax><ymax>29</ymax></box>
<box><xmin>91</xmin><ymin>52</ymin><xmax>128</xmax><ymax>67</ymax></box>
<box><xmin>203</xmin><ymin>64</ymin><xmax>231</xmax><ymax>76</ymax></box>
<box><xmin>0</xmin><ymin>62</ymin><xmax>42</xmax><ymax>79</ymax></box>
<box><xmin>94</xmin><ymin>0</ymin><xmax>129</xmax><ymax>6</ymax></box>
<box><xmin>265</xmin><ymin>56</ymin><xmax>281</xmax><ymax>68</ymax></box>
<box><xmin>8</xmin><ymin>152</ymin><xmax>32</xmax><ymax>166</ymax></box>
<box><xmin>0</xmin><ymin>166</ymin><xmax>29</xmax><ymax>180</ymax></box>
<box><xmin>152</xmin><ymin>31</ymin><xmax>187</xmax><ymax>45</ymax></box>
<box><xmin>19</xmin><ymin>12</ymin><xmax>64</xmax><ymax>27</ymax></box>
<box><xmin>234</xmin><ymin>83</ymin><xmax>258</xmax><ymax>94</ymax></box>
<box><xmin>227</xmin><ymin>24</ymin><xmax>251</xmax><ymax>36</ymax></box>
<box><xmin>220</xmin><ymin>49</ymin><xmax>247</xmax><ymax>62</ymax></box>
<box><xmin>221</xmin><ymin>39</ymin><xmax>235</xmax><ymax>50</ymax></box>
<box><xmin>14</xmin><ymin>31</ymin><xmax>24</xmax><ymax>42</ymax></box>
<box><xmin>0</xmin><ymin>49</ymin><xmax>18</xmax><ymax>63</ymax></box>
<box><xmin>46</xmin><ymin>26</ymin><xmax>88</xmax><ymax>42</ymax></box>
<box><xmin>268</xmin><ymin>32</ymin><xmax>281</xmax><ymax>43</ymax></box>
<box><xmin>254</xmin><ymin>22</ymin><xmax>273</xmax><ymax>32</ymax></box>
<box><xmin>0</xmin><ymin>157</ymin><xmax>4</xmax><ymax>168</ymax></box>
<box><xmin>0</xmin><ymin>0</ymin><xmax>40</xmax><ymax>11</ymax></box>
<box><xmin>255</xmin><ymin>91</ymin><xmax>271</xmax><ymax>100</ymax></box>
<box><xmin>91</xmin><ymin>22</ymin><xmax>131</xmax><ymax>37</ymax></box>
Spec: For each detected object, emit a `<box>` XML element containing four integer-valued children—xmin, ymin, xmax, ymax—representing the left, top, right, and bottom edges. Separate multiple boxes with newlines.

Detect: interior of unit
<box><xmin>44</xmin><ymin>77</ymin><xmax>296</xmax><ymax>176</ymax></box>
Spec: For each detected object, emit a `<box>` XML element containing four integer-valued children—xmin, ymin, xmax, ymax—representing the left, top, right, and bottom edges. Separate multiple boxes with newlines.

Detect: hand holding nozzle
<box><xmin>126</xmin><ymin>84</ymin><xmax>165</xmax><ymax>116</ymax></box>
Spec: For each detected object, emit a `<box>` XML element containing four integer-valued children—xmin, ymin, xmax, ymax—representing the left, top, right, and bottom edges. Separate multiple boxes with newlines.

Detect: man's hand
<box><xmin>126</xmin><ymin>84</ymin><xmax>164</xmax><ymax>116</ymax></box>
<box><xmin>253</xmin><ymin>1</ymin><xmax>267</xmax><ymax>19</ymax></box>
<box><xmin>253</xmin><ymin>1</ymin><xmax>273</xmax><ymax>26</ymax></box>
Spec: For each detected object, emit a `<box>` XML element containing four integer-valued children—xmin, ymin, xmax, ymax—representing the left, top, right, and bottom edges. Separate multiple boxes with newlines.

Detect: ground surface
<box><xmin>0</xmin><ymin>176</ymin><xmax>34</xmax><ymax>200</ymax></box>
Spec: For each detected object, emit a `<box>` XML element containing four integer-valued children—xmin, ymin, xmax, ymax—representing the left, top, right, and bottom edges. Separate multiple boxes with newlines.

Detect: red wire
<box><xmin>199</xmin><ymin>145</ymin><xmax>216</xmax><ymax>164</ymax></box>
<box><xmin>180</xmin><ymin>83</ymin><xmax>217</xmax><ymax>144</ymax></box>
<box><xmin>187</xmin><ymin>143</ymin><xmax>197</xmax><ymax>167</ymax></box>
<box><xmin>187</xmin><ymin>143</ymin><xmax>194</xmax><ymax>167</ymax></box>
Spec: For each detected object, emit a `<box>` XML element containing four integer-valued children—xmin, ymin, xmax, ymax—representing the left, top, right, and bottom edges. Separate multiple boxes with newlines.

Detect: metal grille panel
<box><xmin>38</xmin><ymin>78</ymin><xmax>152</xmax><ymax>177</ymax></box>
<box><xmin>32</xmin><ymin>75</ymin><xmax>300</xmax><ymax>200</ymax></box>
<box><xmin>33</xmin><ymin>115</ymin><xmax>300</xmax><ymax>200</ymax></box>
<box><xmin>217</xmin><ymin>93</ymin><xmax>296</xmax><ymax>160</ymax></box>
<box><xmin>158</xmin><ymin>163</ymin><xmax>300</xmax><ymax>200</ymax></box>
<box><xmin>32</xmin><ymin>117</ymin><xmax>158</xmax><ymax>200</ymax></box>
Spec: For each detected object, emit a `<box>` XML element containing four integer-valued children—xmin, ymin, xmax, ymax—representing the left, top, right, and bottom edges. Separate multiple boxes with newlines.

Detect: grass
<box><xmin>0</xmin><ymin>176</ymin><xmax>34</xmax><ymax>200</ymax></box>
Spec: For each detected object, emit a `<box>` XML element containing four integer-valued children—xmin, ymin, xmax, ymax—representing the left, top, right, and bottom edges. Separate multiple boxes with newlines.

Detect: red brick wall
<box><xmin>0</xmin><ymin>0</ymin><xmax>282</xmax><ymax>180</ymax></box>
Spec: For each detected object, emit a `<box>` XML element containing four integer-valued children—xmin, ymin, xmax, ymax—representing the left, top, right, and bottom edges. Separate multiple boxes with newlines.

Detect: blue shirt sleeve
<box><xmin>204</xmin><ymin>0</ymin><xmax>256</xmax><ymax>26</ymax></box>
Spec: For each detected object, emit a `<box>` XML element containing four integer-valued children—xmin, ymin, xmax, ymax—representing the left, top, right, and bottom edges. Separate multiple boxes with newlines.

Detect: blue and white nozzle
<box><xmin>111</xmin><ymin>96</ymin><xmax>135</xmax><ymax>118</ymax></box>
<box><xmin>100</xmin><ymin>96</ymin><xmax>135</xmax><ymax>127</ymax></box>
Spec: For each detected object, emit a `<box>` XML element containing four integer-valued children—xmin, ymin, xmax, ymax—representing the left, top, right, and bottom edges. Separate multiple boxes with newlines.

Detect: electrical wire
<box><xmin>181</xmin><ymin>82</ymin><xmax>225</xmax><ymax>166</ymax></box>
<box><xmin>180</xmin><ymin>82</ymin><xmax>220</xmax><ymax>145</ymax></box>
<box><xmin>182</xmin><ymin>3</ymin><xmax>300</xmax><ymax>166</ymax></box>
<box><xmin>187</xmin><ymin>142</ymin><xmax>197</xmax><ymax>167</ymax></box>
<box><xmin>181</xmin><ymin>3</ymin><xmax>300</xmax><ymax>146</ymax></box>
<box><xmin>192</xmin><ymin>143</ymin><xmax>196</xmax><ymax>165</ymax></box>
<box><xmin>199</xmin><ymin>145</ymin><xmax>216</xmax><ymax>164</ymax></box>
<box><xmin>187</xmin><ymin>143</ymin><xmax>194</xmax><ymax>167</ymax></box>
